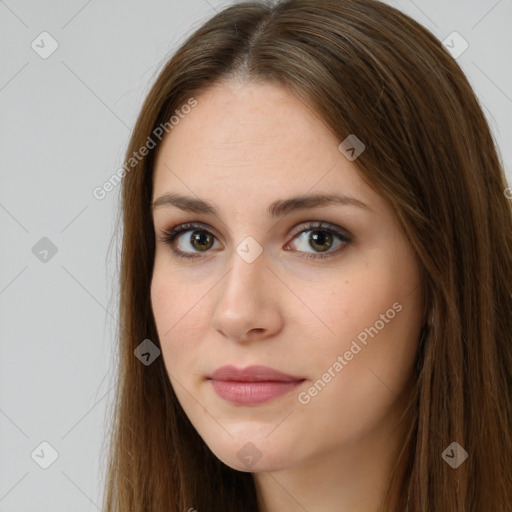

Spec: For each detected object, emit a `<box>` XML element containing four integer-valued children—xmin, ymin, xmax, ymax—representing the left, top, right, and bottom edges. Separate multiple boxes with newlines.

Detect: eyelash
<box><xmin>157</xmin><ymin>221</ymin><xmax>352</xmax><ymax>261</ymax></box>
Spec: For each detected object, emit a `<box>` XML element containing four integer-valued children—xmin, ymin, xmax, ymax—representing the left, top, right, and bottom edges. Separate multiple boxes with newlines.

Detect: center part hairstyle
<box><xmin>101</xmin><ymin>1</ymin><xmax>512</xmax><ymax>510</ymax></box>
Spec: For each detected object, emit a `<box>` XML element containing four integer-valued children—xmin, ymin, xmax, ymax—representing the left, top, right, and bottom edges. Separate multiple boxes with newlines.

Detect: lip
<box><xmin>209</xmin><ymin>364</ymin><xmax>304</xmax><ymax>382</ymax></box>
<box><xmin>208</xmin><ymin>365</ymin><xmax>306</xmax><ymax>405</ymax></box>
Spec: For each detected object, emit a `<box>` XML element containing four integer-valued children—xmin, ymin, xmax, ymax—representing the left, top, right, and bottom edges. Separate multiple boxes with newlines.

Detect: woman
<box><xmin>102</xmin><ymin>0</ymin><xmax>512</xmax><ymax>510</ymax></box>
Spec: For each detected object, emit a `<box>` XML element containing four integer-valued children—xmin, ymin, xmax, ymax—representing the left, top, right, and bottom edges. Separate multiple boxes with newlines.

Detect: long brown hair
<box><xmin>101</xmin><ymin>1</ymin><xmax>512</xmax><ymax>510</ymax></box>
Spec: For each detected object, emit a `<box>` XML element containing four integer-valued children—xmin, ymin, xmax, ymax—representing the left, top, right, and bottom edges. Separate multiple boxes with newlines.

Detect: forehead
<box><xmin>158</xmin><ymin>81</ymin><xmax>329</xmax><ymax>168</ymax></box>
<box><xmin>152</xmin><ymin>79</ymin><xmax>380</xmax><ymax>214</ymax></box>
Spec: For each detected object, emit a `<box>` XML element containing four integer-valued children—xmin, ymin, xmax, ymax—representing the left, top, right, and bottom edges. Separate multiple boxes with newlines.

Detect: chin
<box><xmin>202</xmin><ymin>433</ymin><xmax>295</xmax><ymax>473</ymax></box>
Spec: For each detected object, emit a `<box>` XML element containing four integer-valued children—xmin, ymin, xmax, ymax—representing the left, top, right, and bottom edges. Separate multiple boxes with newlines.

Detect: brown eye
<box><xmin>189</xmin><ymin>230</ymin><xmax>214</xmax><ymax>251</ymax></box>
<box><xmin>308</xmin><ymin>230</ymin><xmax>334</xmax><ymax>252</ymax></box>
<box><xmin>285</xmin><ymin>221</ymin><xmax>351</xmax><ymax>260</ymax></box>
<box><xmin>160</xmin><ymin>220</ymin><xmax>351</xmax><ymax>261</ymax></box>
<box><xmin>158</xmin><ymin>222</ymin><xmax>221</xmax><ymax>259</ymax></box>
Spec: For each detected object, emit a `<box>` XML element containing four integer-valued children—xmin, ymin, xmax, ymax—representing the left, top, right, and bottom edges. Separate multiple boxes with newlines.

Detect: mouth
<box><xmin>208</xmin><ymin>379</ymin><xmax>305</xmax><ymax>405</ymax></box>
<box><xmin>207</xmin><ymin>365</ymin><xmax>306</xmax><ymax>405</ymax></box>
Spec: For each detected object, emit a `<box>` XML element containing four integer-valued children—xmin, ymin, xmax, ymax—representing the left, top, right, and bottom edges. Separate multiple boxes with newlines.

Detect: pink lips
<box><xmin>208</xmin><ymin>365</ymin><xmax>305</xmax><ymax>405</ymax></box>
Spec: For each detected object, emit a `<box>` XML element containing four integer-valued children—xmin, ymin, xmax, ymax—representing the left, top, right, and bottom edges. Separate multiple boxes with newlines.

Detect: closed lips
<box><xmin>208</xmin><ymin>366</ymin><xmax>306</xmax><ymax>406</ymax></box>
<box><xmin>208</xmin><ymin>364</ymin><xmax>305</xmax><ymax>382</ymax></box>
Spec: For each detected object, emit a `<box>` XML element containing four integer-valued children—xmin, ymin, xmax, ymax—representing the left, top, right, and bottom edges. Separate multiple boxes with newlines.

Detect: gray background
<box><xmin>1</xmin><ymin>1</ymin><xmax>510</xmax><ymax>510</ymax></box>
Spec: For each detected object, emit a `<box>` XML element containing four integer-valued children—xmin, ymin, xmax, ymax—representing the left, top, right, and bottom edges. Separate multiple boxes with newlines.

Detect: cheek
<box><xmin>150</xmin><ymin>262</ymin><xmax>208</xmax><ymax>329</ymax></box>
<box><xmin>304</xmin><ymin>270</ymin><xmax>392</xmax><ymax>343</ymax></box>
<box><xmin>150</xmin><ymin>269</ymin><xmax>205</xmax><ymax>373</ymax></box>
<box><xmin>150</xmin><ymin>270</ymin><xmax>174</xmax><ymax>336</ymax></box>
<box><xmin>295</xmin><ymin>273</ymin><xmax>421</xmax><ymax>439</ymax></box>
<box><xmin>301</xmin><ymin>264</ymin><xmax>421</xmax><ymax>378</ymax></box>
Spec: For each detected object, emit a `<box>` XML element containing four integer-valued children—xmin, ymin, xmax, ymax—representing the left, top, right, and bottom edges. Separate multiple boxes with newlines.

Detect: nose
<box><xmin>210</xmin><ymin>245</ymin><xmax>284</xmax><ymax>344</ymax></box>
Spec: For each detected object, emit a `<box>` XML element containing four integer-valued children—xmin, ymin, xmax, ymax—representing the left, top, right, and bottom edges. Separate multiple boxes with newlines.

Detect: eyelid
<box><xmin>157</xmin><ymin>220</ymin><xmax>352</xmax><ymax>259</ymax></box>
<box><xmin>157</xmin><ymin>221</ymin><xmax>221</xmax><ymax>247</ymax></box>
<box><xmin>283</xmin><ymin>221</ymin><xmax>352</xmax><ymax>260</ymax></box>
<box><xmin>287</xmin><ymin>220</ymin><xmax>351</xmax><ymax>240</ymax></box>
<box><xmin>158</xmin><ymin>220</ymin><xmax>351</xmax><ymax>242</ymax></box>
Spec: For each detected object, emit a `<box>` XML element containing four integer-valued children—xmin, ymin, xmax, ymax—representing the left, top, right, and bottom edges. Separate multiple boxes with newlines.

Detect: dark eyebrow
<box><xmin>152</xmin><ymin>192</ymin><xmax>373</xmax><ymax>217</ymax></box>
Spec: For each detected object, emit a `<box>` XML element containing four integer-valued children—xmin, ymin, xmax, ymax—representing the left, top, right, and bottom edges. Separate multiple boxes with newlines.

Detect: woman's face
<box><xmin>150</xmin><ymin>79</ymin><xmax>424</xmax><ymax>473</ymax></box>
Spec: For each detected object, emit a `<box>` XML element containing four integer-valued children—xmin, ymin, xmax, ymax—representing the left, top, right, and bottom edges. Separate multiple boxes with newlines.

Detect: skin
<box><xmin>150</xmin><ymin>78</ymin><xmax>424</xmax><ymax>512</ymax></box>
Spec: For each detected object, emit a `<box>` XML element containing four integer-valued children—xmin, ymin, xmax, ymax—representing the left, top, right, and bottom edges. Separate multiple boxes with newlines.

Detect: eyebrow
<box><xmin>151</xmin><ymin>192</ymin><xmax>373</xmax><ymax>217</ymax></box>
